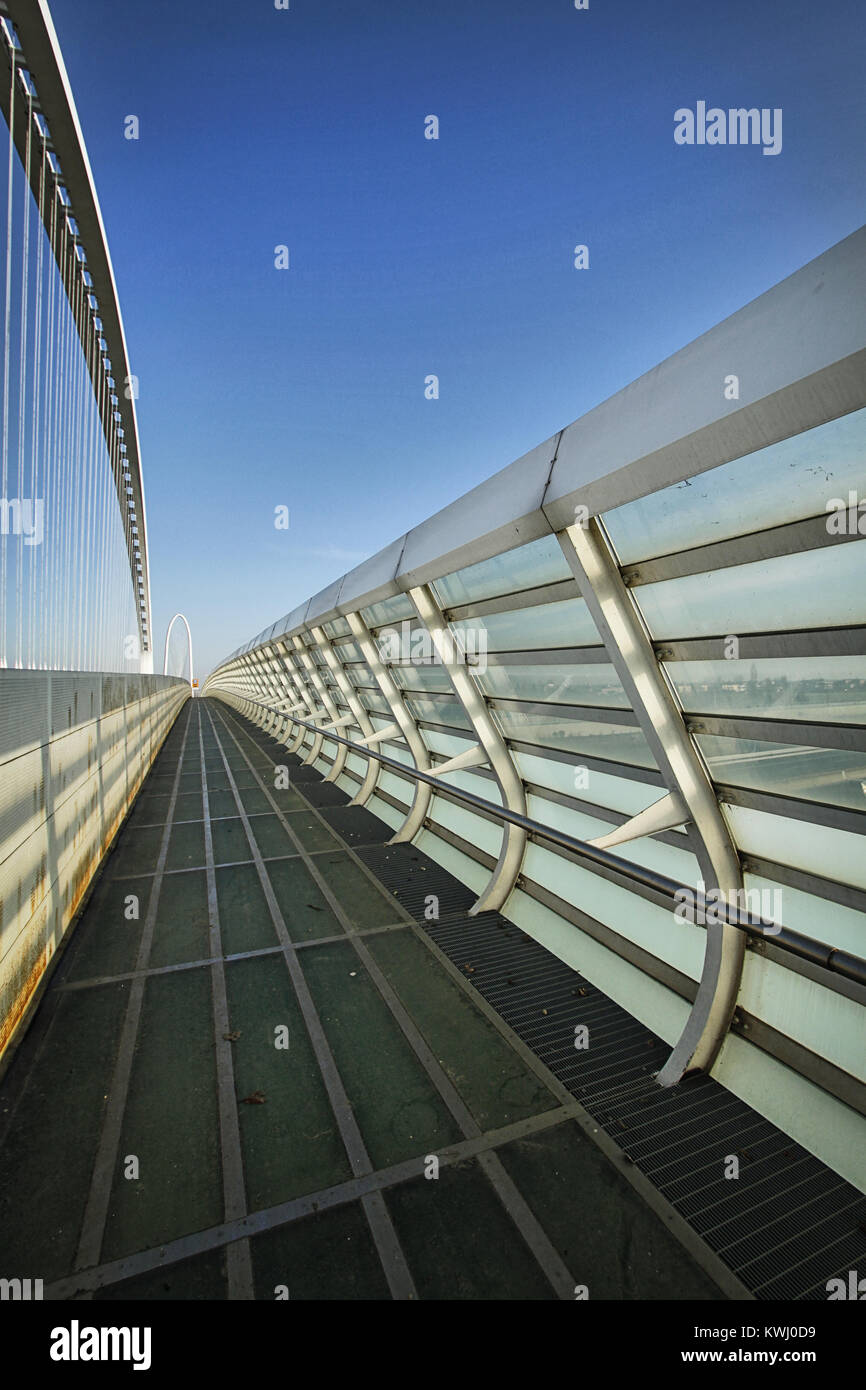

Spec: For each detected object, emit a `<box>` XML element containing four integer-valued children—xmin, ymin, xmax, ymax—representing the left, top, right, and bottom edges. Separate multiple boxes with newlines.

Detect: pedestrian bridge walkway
<box><xmin>2</xmin><ymin>697</ymin><xmax>863</xmax><ymax>1301</ymax></box>
<box><xmin>0</xmin><ymin>698</ymin><xmax>729</xmax><ymax>1301</ymax></box>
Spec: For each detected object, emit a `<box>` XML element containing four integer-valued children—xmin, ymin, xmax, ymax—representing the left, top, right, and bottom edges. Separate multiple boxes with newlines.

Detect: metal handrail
<box><xmin>234</xmin><ymin>697</ymin><xmax>866</xmax><ymax>989</ymax></box>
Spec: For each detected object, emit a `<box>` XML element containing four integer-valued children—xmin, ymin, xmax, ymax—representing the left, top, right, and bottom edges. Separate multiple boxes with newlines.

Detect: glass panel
<box><xmin>515</xmin><ymin>750</ymin><xmax>665</xmax><ymax>818</ymax></box>
<box><xmin>521</xmin><ymin>844</ymin><xmax>705</xmax><ymax>977</ymax></box>
<box><xmin>477</xmin><ymin>662</ymin><xmax>630</xmax><ymax>708</ymax></box>
<box><xmin>697</xmin><ymin>733</ymin><xmax>866</xmax><ymax>812</ymax></box>
<box><xmin>360</xmin><ymin>690</ymin><xmax>393</xmax><ymax>716</ymax></box>
<box><xmin>722</xmin><ymin>803</ymin><xmax>866</xmax><ymax>891</ymax></box>
<box><xmin>332</xmin><ymin>639</ymin><xmax>363</xmax><ymax>663</ymax></box>
<box><xmin>433</xmin><ymin>534</ymin><xmax>571</xmax><ymax>607</ymax></box>
<box><xmin>493</xmin><ymin>709</ymin><xmax>657</xmax><ymax>768</ymax></box>
<box><xmin>391</xmin><ymin>664</ymin><xmax>453</xmax><ymax>692</ymax></box>
<box><xmin>428</xmin><ymin>800</ymin><xmax>505</xmax><ymax>858</ymax></box>
<box><xmin>377</xmin><ymin>770</ymin><xmax>413</xmax><ymax>806</ymax></box>
<box><xmin>373</xmin><ymin>619</ymin><xmax>426</xmax><ymax>660</ymax></box>
<box><xmin>405</xmin><ymin>695</ymin><xmax>473</xmax><ymax>730</ymax></box>
<box><xmin>345</xmin><ymin>664</ymin><xmax>376</xmax><ymax>688</ymax></box>
<box><xmin>669</xmin><ymin>656</ymin><xmax>866</xmax><ymax>724</ymax></box>
<box><xmin>422</xmin><ymin>728</ymin><xmax>480</xmax><ymax>758</ymax></box>
<box><xmin>361</xmin><ymin>593</ymin><xmax>415</xmax><ymax>627</ymax></box>
<box><xmin>604</xmin><ymin>408</ymin><xmax>866</xmax><ymax>564</ymax></box>
<box><xmin>430</xmin><ymin>766</ymin><xmax>502</xmax><ymax>806</ymax></box>
<box><xmin>743</xmin><ymin>871</ymin><xmax>866</xmax><ymax>957</ymax></box>
<box><xmin>323</xmin><ymin>616</ymin><xmax>351</xmax><ymax>639</ymax></box>
<box><xmin>450</xmin><ymin>597</ymin><xmax>601</xmax><ymax>652</ymax></box>
<box><xmin>372</xmin><ymin>734</ymin><xmax>412</xmax><ymax>760</ymax></box>
<box><xmin>635</xmin><ymin>541</ymin><xmax>865</xmax><ymax>639</ymax></box>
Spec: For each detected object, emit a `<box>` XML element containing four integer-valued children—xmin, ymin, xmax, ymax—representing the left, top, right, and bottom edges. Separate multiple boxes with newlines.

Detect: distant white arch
<box><xmin>163</xmin><ymin>614</ymin><xmax>194</xmax><ymax>690</ymax></box>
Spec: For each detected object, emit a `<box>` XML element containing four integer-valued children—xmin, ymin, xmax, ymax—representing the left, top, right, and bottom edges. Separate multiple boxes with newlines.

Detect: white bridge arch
<box><xmin>163</xmin><ymin>613</ymin><xmax>194</xmax><ymax>690</ymax></box>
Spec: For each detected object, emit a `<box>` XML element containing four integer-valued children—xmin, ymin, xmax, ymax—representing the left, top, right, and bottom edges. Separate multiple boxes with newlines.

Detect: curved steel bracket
<box><xmin>347</xmin><ymin>611</ymin><xmax>433</xmax><ymax>841</ymax></box>
<box><xmin>278</xmin><ymin>644</ymin><xmax>318</xmax><ymax>755</ymax></box>
<box><xmin>409</xmin><ymin>584</ymin><xmax>527</xmax><ymax>915</ymax></box>
<box><xmin>312</xmin><ymin>625</ymin><xmax>383</xmax><ymax>807</ymax></box>
<box><xmin>296</xmin><ymin>632</ymin><xmax>349</xmax><ymax>782</ymax></box>
<box><xmin>288</xmin><ymin>638</ymin><xmax>327</xmax><ymax>766</ymax></box>
<box><xmin>557</xmin><ymin>519</ymin><xmax>745</xmax><ymax>1081</ymax></box>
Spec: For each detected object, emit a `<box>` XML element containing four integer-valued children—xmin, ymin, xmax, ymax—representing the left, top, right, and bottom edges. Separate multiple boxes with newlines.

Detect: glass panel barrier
<box><xmin>361</xmin><ymin>593</ymin><xmax>416</xmax><ymax>627</ymax></box>
<box><xmin>635</xmin><ymin>542</ymin><xmax>865</xmax><ymax>639</ymax></box>
<box><xmin>493</xmin><ymin>708</ymin><xmax>657</xmax><ymax>768</ymax></box>
<box><xmin>433</xmin><ymin>534</ymin><xmax>571</xmax><ymax>607</ymax></box>
<box><xmin>669</xmin><ymin>656</ymin><xmax>866</xmax><ymax>724</ymax></box>
<box><xmin>604</xmin><ymin>407</ymin><xmax>866</xmax><ymax>565</ymax></box>
<box><xmin>450</xmin><ymin>597</ymin><xmax>602</xmax><ymax>651</ymax></box>
<box><xmin>477</xmin><ymin>662</ymin><xmax>630</xmax><ymax>708</ymax></box>
<box><xmin>696</xmin><ymin>733</ymin><xmax>866</xmax><ymax>812</ymax></box>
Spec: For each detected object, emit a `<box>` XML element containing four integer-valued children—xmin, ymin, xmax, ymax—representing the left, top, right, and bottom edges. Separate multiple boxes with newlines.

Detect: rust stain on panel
<box><xmin>0</xmin><ymin>940</ymin><xmax>51</xmax><ymax>1057</ymax></box>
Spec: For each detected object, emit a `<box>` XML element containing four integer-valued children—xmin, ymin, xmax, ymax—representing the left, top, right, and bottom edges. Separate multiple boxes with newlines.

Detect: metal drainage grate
<box><xmin>357</xmin><ymin>842</ymin><xmax>479</xmax><ymax>922</ymax></box>
<box><xmin>317</xmin><ymin>804</ymin><xmax>393</xmax><ymax>846</ymax></box>
<box><xmin>423</xmin><ymin>906</ymin><xmax>866</xmax><ymax>1301</ymax></box>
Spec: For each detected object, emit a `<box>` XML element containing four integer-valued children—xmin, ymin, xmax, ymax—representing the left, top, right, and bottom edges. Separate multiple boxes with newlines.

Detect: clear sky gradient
<box><xmin>47</xmin><ymin>0</ymin><xmax>866</xmax><ymax>675</ymax></box>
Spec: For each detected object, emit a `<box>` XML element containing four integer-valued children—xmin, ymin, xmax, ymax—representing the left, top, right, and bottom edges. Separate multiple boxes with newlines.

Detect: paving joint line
<box><xmin>218</xmin><ymin>701</ymin><xmax>755</xmax><ymax>1303</ymax></box>
<box><xmin>198</xmin><ymin>705</ymin><xmax>254</xmax><ymax>1299</ymax></box>
<box><xmin>106</xmin><ymin>839</ymin><xmax>410</xmax><ymax>882</ymax></box>
<box><xmin>213</xmin><ymin>702</ymin><xmax>577</xmax><ymax>1299</ymax></box>
<box><xmin>44</xmin><ymin>1102</ymin><xmax>587</xmax><ymax>1299</ymax></box>
<box><xmin>52</xmin><ymin>921</ymin><xmax>414</xmax><ymax>994</ymax></box>
<box><xmin>123</xmin><ymin>810</ymin><xmax>300</xmax><ymax>832</ymax></box>
<box><xmin>202</xmin><ymin>701</ymin><xmax>417</xmax><ymax>1300</ymax></box>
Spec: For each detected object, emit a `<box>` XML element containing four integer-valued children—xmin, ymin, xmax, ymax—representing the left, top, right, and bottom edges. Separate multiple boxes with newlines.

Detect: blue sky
<box><xmin>47</xmin><ymin>0</ymin><xmax>866</xmax><ymax>676</ymax></box>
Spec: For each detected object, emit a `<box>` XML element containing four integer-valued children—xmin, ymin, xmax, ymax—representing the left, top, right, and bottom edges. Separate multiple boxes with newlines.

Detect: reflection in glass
<box><xmin>344</xmin><ymin>663</ymin><xmax>376</xmax><ymax>688</ymax></box>
<box><xmin>360</xmin><ymin>690</ymin><xmax>393</xmax><ymax>716</ymax></box>
<box><xmin>669</xmin><ymin>657</ymin><xmax>866</xmax><ymax>724</ymax></box>
<box><xmin>405</xmin><ymin>695</ymin><xmax>473</xmax><ymax>730</ymax></box>
<box><xmin>450</xmin><ymin>598</ymin><xmax>601</xmax><ymax>651</ymax></box>
<box><xmin>493</xmin><ymin>709</ymin><xmax>657</xmax><ymax>768</ymax></box>
<box><xmin>696</xmin><ymin>733</ymin><xmax>866</xmax><ymax>812</ymax></box>
<box><xmin>331</xmin><ymin>639</ymin><xmax>364</xmax><ymax>663</ymax></box>
<box><xmin>477</xmin><ymin>662</ymin><xmax>630</xmax><ymax>708</ymax></box>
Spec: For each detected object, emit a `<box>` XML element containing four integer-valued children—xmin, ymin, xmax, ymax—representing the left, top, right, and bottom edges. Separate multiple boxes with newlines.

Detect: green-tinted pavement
<box><xmin>0</xmin><ymin>698</ymin><xmax>724</xmax><ymax>1300</ymax></box>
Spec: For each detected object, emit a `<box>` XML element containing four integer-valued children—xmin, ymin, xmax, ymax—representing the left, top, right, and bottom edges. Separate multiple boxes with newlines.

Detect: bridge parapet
<box><xmin>207</xmin><ymin>228</ymin><xmax>866</xmax><ymax>1195</ymax></box>
<box><xmin>0</xmin><ymin>669</ymin><xmax>188</xmax><ymax>1070</ymax></box>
